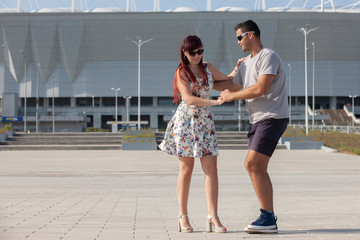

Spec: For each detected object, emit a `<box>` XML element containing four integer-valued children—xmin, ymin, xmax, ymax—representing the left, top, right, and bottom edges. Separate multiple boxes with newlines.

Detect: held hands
<box><xmin>216</xmin><ymin>97</ymin><xmax>225</xmax><ymax>105</ymax></box>
<box><xmin>220</xmin><ymin>89</ymin><xmax>234</xmax><ymax>102</ymax></box>
<box><xmin>209</xmin><ymin>97</ymin><xmax>225</xmax><ymax>106</ymax></box>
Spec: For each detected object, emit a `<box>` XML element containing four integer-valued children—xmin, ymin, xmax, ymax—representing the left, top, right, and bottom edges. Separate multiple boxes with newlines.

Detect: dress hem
<box><xmin>159</xmin><ymin>148</ymin><xmax>219</xmax><ymax>158</ymax></box>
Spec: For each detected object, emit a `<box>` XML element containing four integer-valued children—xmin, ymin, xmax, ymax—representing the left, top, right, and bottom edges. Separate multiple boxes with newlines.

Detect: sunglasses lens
<box><xmin>188</xmin><ymin>49</ymin><xmax>204</xmax><ymax>56</ymax></box>
<box><xmin>189</xmin><ymin>51</ymin><xmax>196</xmax><ymax>56</ymax></box>
<box><xmin>237</xmin><ymin>32</ymin><xmax>249</xmax><ymax>41</ymax></box>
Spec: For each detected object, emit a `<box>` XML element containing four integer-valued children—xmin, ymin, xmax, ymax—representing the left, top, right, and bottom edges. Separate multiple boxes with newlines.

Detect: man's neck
<box><xmin>250</xmin><ymin>43</ymin><xmax>263</xmax><ymax>58</ymax></box>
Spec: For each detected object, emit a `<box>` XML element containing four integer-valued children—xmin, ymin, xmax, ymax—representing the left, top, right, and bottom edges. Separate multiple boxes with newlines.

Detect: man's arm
<box><xmin>220</xmin><ymin>74</ymin><xmax>275</xmax><ymax>101</ymax></box>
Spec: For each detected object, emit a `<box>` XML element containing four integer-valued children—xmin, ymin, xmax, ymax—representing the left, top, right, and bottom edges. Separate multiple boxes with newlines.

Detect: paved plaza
<box><xmin>0</xmin><ymin>149</ymin><xmax>359</xmax><ymax>240</ymax></box>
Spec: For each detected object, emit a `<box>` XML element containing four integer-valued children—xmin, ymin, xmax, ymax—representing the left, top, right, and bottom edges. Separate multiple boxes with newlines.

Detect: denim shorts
<box><xmin>247</xmin><ymin>118</ymin><xmax>289</xmax><ymax>157</ymax></box>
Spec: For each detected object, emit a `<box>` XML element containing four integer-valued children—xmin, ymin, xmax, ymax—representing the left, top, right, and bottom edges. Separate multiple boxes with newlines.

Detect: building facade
<box><xmin>0</xmin><ymin>11</ymin><xmax>359</xmax><ymax>131</ymax></box>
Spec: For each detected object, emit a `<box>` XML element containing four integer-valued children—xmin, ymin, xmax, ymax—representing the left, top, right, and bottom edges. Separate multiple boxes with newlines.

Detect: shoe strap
<box><xmin>179</xmin><ymin>215</ymin><xmax>192</xmax><ymax>230</ymax></box>
<box><xmin>207</xmin><ymin>215</ymin><xmax>226</xmax><ymax>231</ymax></box>
<box><xmin>207</xmin><ymin>214</ymin><xmax>218</xmax><ymax>220</ymax></box>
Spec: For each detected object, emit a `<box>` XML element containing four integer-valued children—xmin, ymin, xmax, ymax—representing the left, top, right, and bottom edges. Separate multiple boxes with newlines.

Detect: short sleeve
<box><xmin>233</xmin><ymin>67</ymin><xmax>242</xmax><ymax>86</ymax></box>
<box><xmin>258</xmin><ymin>52</ymin><xmax>280</xmax><ymax>76</ymax></box>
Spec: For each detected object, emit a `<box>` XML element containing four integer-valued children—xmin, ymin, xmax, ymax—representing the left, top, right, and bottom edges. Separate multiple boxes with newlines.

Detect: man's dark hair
<box><xmin>234</xmin><ymin>20</ymin><xmax>261</xmax><ymax>39</ymax></box>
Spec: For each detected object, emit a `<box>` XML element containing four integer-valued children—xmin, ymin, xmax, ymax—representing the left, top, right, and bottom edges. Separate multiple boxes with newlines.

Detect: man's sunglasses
<box><xmin>237</xmin><ymin>31</ymin><xmax>255</xmax><ymax>41</ymax></box>
<box><xmin>188</xmin><ymin>49</ymin><xmax>204</xmax><ymax>56</ymax></box>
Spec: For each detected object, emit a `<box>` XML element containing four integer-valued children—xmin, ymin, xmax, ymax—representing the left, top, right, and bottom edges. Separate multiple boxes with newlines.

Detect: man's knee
<box><xmin>244</xmin><ymin>151</ymin><xmax>270</xmax><ymax>173</ymax></box>
<box><xmin>244</xmin><ymin>158</ymin><xmax>258</xmax><ymax>173</ymax></box>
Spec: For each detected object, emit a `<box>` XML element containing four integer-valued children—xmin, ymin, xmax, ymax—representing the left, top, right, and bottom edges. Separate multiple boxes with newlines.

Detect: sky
<box><xmin>0</xmin><ymin>0</ymin><xmax>357</xmax><ymax>12</ymax></box>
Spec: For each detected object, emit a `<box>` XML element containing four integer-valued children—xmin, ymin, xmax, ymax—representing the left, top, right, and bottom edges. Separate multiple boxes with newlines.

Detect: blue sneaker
<box><xmin>244</xmin><ymin>209</ymin><xmax>278</xmax><ymax>234</ymax></box>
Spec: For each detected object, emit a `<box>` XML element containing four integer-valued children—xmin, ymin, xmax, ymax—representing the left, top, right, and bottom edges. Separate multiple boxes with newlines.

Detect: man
<box><xmin>220</xmin><ymin>20</ymin><xmax>289</xmax><ymax>234</ymax></box>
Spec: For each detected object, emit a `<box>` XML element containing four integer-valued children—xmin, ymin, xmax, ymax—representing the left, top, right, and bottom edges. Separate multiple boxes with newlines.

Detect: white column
<box><xmin>36</xmin><ymin>63</ymin><xmax>40</xmax><ymax>133</ymax></box>
<box><xmin>288</xmin><ymin>64</ymin><xmax>292</xmax><ymax>124</ymax></box>
<box><xmin>312</xmin><ymin>42</ymin><xmax>315</xmax><ymax>128</ymax></box>
<box><xmin>71</xmin><ymin>0</ymin><xmax>77</xmax><ymax>12</ymax></box>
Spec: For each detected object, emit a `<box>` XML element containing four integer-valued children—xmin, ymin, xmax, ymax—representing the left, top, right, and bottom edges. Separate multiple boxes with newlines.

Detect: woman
<box><xmin>159</xmin><ymin>35</ymin><xmax>237</xmax><ymax>233</ymax></box>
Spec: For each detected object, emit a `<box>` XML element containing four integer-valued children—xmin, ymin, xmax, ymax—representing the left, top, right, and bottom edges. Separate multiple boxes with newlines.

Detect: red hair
<box><xmin>173</xmin><ymin>35</ymin><xmax>208</xmax><ymax>104</ymax></box>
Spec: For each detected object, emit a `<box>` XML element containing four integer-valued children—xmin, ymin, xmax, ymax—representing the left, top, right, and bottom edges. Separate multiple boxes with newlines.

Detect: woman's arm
<box><xmin>227</xmin><ymin>58</ymin><xmax>245</xmax><ymax>79</ymax></box>
<box><xmin>207</xmin><ymin>58</ymin><xmax>245</xmax><ymax>81</ymax></box>
<box><xmin>206</xmin><ymin>62</ymin><xmax>230</xmax><ymax>82</ymax></box>
<box><xmin>176</xmin><ymin>69</ymin><xmax>223</xmax><ymax>106</ymax></box>
<box><xmin>208</xmin><ymin>60</ymin><xmax>243</xmax><ymax>92</ymax></box>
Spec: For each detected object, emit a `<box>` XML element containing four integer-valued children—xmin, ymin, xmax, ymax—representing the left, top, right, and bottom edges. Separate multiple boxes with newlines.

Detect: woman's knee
<box><xmin>204</xmin><ymin>165</ymin><xmax>218</xmax><ymax>177</ymax></box>
<box><xmin>201</xmin><ymin>156</ymin><xmax>218</xmax><ymax>176</ymax></box>
<box><xmin>179</xmin><ymin>164</ymin><xmax>194</xmax><ymax>177</ymax></box>
<box><xmin>202</xmin><ymin>160</ymin><xmax>218</xmax><ymax>176</ymax></box>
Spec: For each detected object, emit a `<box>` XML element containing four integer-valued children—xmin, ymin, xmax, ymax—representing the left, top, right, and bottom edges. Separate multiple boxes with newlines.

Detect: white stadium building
<box><xmin>0</xmin><ymin>0</ymin><xmax>359</xmax><ymax>132</ymax></box>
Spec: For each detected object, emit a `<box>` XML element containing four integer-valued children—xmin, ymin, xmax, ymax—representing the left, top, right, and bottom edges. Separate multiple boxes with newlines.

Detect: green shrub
<box><xmin>4</xmin><ymin>125</ymin><xmax>12</xmax><ymax>131</ymax></box>
<box><xmin>86</xmin><ymin>127</ymin><xmax>95</xmax><ymax>132</ymax></box>
<box><xmin>86</xmin><ymin>127</ymin><xmax>109</xmax><ymax>132</ymax></box>
<box><xmin>284</xmin><ymin>127</ymin><xmax>360</xmax><ymax>155</ymax></box>
<box><xmin>123</xmin><ymin>130</ymin><xmax>155</xmax><ymax>143</ymax></box>
<box><xmin>353</xmin><ymin>148</ymin><xmax>360</xmax><ymax>155</ymax></box>
<box><xmin>339</xmin><ymin>141</ymin><xmax>346</xmax><ymax>149</ymax></box>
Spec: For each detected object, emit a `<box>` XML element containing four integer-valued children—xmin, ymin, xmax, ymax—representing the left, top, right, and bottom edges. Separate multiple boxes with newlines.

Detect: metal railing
<box><xmin>288</xmin><ymin>123</ymin><xmax>360</xmax><ymax>134</ymax></box>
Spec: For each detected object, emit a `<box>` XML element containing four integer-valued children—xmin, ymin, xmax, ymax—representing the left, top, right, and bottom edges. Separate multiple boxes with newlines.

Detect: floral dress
<box><xmin>159</xmin><ymin>66</ymin><xmax>218</xmax><ymax>158</ymax></box>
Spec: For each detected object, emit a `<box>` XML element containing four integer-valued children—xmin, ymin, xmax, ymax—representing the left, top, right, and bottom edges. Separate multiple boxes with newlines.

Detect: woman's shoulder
<box><xmin>203</xmin><ymin>62</ymin><xmax>213</xmax><ymax>71</ymax></box>
<box><xmin>203</xmin><ymin>61</ymin><xmax>211</xmax><ymax>67</ymax></box>
<box><xmin>204</xmin><ymin>62</ymin><xmax>215</xmax><ymax>74</ymax></box>
<box><xmin>175</xmin><ymin>66</ymin><xmax>189</xmax><ymax>81</ymax></box>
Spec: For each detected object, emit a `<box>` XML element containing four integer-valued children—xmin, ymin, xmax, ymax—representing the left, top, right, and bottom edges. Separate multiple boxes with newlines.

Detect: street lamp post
<box><xmin>111</xmin><ymin>88</ymin><xmax>121</xmax><ymax>131</ymax></box>
<box><xmin>349</xmin><ymin>95</ymin><xmax>357</xmax><ymax>127</ymax></box>
<box><xmin>36</xmin><ymin>63</ymin><xmax>40</xmax><ymax>133</ymax></box>
<box><xmin>129</xmin><ymin>37</ymin><xmax>153</xmax><ymax>130</ymax></box>
<box><xmin>20</xmin><ymin>50</ymin><xmax>27</xmax><ymax>132</ymax></box>
<box><xmin>288</xmin><ymin>63</ymin><xmax>292</xmax><ymax>125</ymax></box>
<box><xmin>52</xmin><ymin>74</ymin><xmax>55</xmax><ymax>133</ymax></box>
<box><xmin>312</xmin><ymin>42</ymin><xmax>315</xmax><ymax>129</ymax></box>
<box><xmin>297</xmin><ymin>24</ymin><xmax>320</xmax><ymax>135</ymax></box>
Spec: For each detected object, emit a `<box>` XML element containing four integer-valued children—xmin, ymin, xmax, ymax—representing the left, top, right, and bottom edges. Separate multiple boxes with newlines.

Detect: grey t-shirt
<box><xmin>233</xmin><ymin>48</ymin><xmax>289</xmax><ymax>124</ymax></box>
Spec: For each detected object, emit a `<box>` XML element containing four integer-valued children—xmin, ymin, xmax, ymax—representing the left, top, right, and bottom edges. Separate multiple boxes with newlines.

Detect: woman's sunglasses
<box><xmin>188</xmin><ymin>49</ymin><xmax>204</xmax><ymax>57</ymax></box>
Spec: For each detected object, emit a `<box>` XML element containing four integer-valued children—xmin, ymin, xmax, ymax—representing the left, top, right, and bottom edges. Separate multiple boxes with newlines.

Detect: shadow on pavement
<box><xmin>279</xmin><ymin>228</ymin><xmax>360</xmax><ymax>235</ymax></box>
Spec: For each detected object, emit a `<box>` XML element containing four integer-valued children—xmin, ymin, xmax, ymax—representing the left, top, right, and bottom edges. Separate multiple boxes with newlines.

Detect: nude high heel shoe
<box><xmin>206</xmin><ymin>215</ymin><xmax>227</xmax><ymax>233</ymax></box>
<box><xmin>178</xmin><ymin>215</ymin><xmax>193</xmax><ymax>233</ymax></box>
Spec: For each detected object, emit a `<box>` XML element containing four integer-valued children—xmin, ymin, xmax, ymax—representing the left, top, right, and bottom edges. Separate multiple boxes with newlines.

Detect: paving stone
<box><xmin>0</xmin><ymin>149</ymin><xmax>359</xmax><ymax>239</ymax></box>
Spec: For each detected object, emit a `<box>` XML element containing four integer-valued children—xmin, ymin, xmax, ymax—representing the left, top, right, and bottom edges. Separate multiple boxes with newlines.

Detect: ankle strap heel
<box><xmin>178</xmin><ymin>215</ymin><xmax>193</xmax><ymax>233</ymax></box>
<box><xmin>206</xmin><ymin>215</ymin><xmax>227</xmax><ymax>233</ymax></box>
